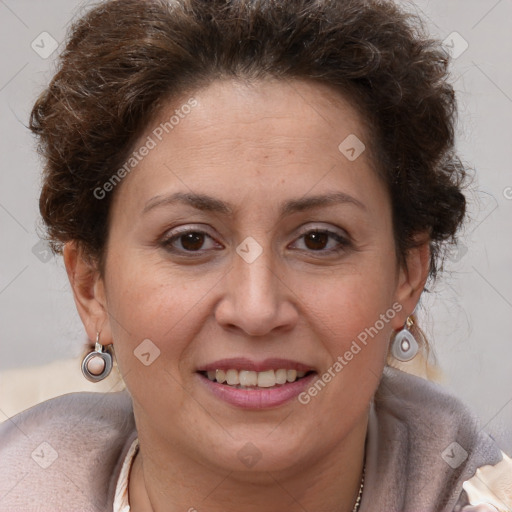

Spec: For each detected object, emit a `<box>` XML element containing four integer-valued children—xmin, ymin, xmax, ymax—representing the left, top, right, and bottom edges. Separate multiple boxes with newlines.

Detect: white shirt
<box><xmin>113</xmin><ymin>437</ymin><xmax>140</xmax><ymax>512</ymax></box>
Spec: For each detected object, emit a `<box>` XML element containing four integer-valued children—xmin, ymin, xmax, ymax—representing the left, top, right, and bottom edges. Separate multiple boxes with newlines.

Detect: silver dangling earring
<box><xmin>391</xmin><ymin>316</ymin><xmax>419</xmax><ymax>362</ymax></box>
<box><xmin>81</xmin><ymin>332</ymin><xmax>113</xmax><ymax>382</ymax></box>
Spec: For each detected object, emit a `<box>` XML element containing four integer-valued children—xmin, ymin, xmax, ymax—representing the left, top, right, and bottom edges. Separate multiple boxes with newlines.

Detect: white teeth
<box><xmin>286</xmin><ymin>369</ymin><xmax>297</xmax><ymax>382</ymax></box>
<box><xmin>257</xmin><ymin>370</ymin><xmax>276</xmax><ymax>388</ymax></box>
<box><xmin>226</xmin><ymin>369</ymin><xmax>239</xmax><ymax>385</ymax></box>
<box><xmin>205</xmin><ymin>368</ymin><xmax>310</xmax><ymax>387</ymax></box>
<box><xmin>275</xmin><ymin>369</ymin><xmax>287</xmax><ymax>385</ymax></box>
<box><xmin>239</xmin><ymin>370</ymin><xmax>257</xmax><ymax>386</ymax></box>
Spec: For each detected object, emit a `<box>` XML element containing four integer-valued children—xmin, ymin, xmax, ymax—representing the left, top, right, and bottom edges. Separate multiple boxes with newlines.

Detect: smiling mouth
<box><xmin>198</xmin><ymin>368</ymin><xmax>316</xmax><ymax>389</ymax></box>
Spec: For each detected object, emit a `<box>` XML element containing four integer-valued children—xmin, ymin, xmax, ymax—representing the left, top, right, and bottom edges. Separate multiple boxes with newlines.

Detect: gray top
<box><xmin>0</xmin><ymin>366</ymin><xmax>505</xmax><ymax>511</ymax></box>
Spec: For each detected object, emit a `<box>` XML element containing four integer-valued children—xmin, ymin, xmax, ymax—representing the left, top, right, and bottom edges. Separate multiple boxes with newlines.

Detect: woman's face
<box><xmin>86</xmin><ymin>78</ymin><xmax>425</xmax><ymax>473</ymax></box>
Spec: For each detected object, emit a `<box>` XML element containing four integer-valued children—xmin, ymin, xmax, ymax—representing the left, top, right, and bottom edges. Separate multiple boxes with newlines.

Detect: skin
<box><xmin>64</xmin><ymin>78</ymin><xmax>430</xmax><ymax>512</ymax></box>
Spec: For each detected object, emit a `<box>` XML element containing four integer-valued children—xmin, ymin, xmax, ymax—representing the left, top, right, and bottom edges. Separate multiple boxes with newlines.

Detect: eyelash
<box><xmin>159</xmin><ymin>226</ymin><xmax>351</xmax><ymax>256</ymax></box>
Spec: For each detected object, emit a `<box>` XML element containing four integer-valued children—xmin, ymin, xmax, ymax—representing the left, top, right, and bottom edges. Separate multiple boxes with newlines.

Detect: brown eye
<box><xmin>291</xmin><ymin>228</ymin><xmax>351</xmax><ymax>254</ymax></box>
<box><xmin>161</xmin><ymin>229</ymin><xmax>220</xmax><ymax>254</ymax></box>
<box><xmin>179</xmin><ymin>232</ymin><xmax>207</xmax><ymax>251</ymax></box>
<box><xmin>303</xmin><ymin>231</ymin><xmax>329</xmax><ymax>251</ymax></box>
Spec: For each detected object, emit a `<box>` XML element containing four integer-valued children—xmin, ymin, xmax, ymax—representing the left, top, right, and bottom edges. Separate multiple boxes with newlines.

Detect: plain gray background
<box><xmin>0</xmin><ymin>0</ymin><xmax>511</xmax><ymax>453</ymax></box>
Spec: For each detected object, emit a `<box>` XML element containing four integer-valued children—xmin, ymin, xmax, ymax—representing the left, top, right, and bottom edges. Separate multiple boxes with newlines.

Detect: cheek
<box><xmin>306</xmin><ymin>278</ymin><xmax>395</xmax><ymax>368</ymax></box>
<box><xmin>307</xmin><ymin>254</ymin><xmax>397</xmax><ymax>339</ymax></box>
<box><xmin>297</xmin><ymin>278</ymin><xmax>396</xmax><ymax>423</ymax></box>
<box><xmin>298</xmin><ymin>255</ymin><xmax>399</xmax><ymax>406</ymax></box>
<box><xmin>103</xmin><ymin>252</ymin><xmax>219</xmax><ymax>379</ymax></box>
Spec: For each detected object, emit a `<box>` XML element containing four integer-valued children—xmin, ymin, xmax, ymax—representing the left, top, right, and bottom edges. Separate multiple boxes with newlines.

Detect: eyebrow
<box><xmin>142</xmin><ymin>191</ymin><xmax>366</xmax><ymax>217</ymax></box>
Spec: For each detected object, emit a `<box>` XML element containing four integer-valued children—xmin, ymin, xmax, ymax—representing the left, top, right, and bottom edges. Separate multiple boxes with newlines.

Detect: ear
<box><xmin>63</xmin><ymin>241</ymin><xmax>112</xmax><ymax>346</ymax></box>
<box><xmin>391</xmin><ymin>234</ymin><xmax>431</xmax><ymax>330</ymax></box>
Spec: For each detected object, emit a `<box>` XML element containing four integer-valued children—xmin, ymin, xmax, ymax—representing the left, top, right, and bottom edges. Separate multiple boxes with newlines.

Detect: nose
<box><xmin>214</xmin><ymin>243</ymin><xmax>298</xmax><ymax>337</ymax></box>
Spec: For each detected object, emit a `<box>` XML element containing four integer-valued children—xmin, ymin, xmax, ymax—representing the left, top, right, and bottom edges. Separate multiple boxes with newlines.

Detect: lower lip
<box><xmin>197</xmin><ymin>372</ymin><xmax>317</xmax><ymax>409</ymax></box>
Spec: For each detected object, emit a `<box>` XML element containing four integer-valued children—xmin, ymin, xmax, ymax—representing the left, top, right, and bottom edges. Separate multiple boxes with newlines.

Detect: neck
<box><xmin>128</xmin><ymin>412</ymin><xmax>368</xmax><ymax>512</ymax></box>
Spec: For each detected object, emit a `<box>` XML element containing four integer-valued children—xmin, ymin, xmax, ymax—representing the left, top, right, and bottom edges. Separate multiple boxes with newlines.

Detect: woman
<box><xmin>0</xmin><ymin>0</ymin><xmax>510</xmax><ymax>510</ymax></box>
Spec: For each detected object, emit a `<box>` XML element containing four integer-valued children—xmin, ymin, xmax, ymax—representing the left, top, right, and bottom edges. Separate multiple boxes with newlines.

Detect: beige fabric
<box><xmin>0</xmin><ymin>357</ymin><xmax>125</xmax><ymax>422</ymax></box>
<box><xmin>462</xmin><ymin>451</ymin><xmax>512</xmax><ymax>511</ymax></box>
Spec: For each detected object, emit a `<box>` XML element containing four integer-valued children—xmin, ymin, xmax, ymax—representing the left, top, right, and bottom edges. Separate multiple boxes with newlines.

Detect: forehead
<box><xmin>110</xmin><ymin>78</ymin><xmax>382</xmax><ymax>216</ymax></box>
<box><xmin>160</xmin><ymin>78</ymin><xmax>371</xmax><ymax>156</ymax></box>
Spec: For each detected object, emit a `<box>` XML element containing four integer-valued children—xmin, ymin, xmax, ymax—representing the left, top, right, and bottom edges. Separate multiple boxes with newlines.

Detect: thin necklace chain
<box><xmin>352</xmin><ymin>464</ymin><xmax>365</xmax><ymax>512</ymax></box>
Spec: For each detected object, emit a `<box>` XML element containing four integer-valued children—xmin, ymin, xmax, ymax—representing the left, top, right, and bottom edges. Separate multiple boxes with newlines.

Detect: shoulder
<box><xmin>371</xmin><ymin>366</ymin><xmax>508</xmax><ymax>510</ymax></box>
<box><xmin>0</xmin><ymin>390</ymin><xmax>136</xmax><ymax>511</ymax></box>
<box><xmin>376</xmin><ymin>366</ymin><xmax>499</xmax><ymax>452</ymax></box>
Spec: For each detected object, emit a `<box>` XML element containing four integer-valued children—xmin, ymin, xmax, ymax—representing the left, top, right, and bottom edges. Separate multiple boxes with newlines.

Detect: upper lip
<box><xmin>197</xmin><ymin>358</ymin><xmax>315</xmax><ymax>373</ymax></box>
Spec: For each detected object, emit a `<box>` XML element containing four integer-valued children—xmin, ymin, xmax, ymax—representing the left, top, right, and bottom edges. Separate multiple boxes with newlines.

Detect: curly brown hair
<box><xmin>30</xmin><ymin>0</ymin><xmax>466</xmax><ymax>284</ymax></box>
